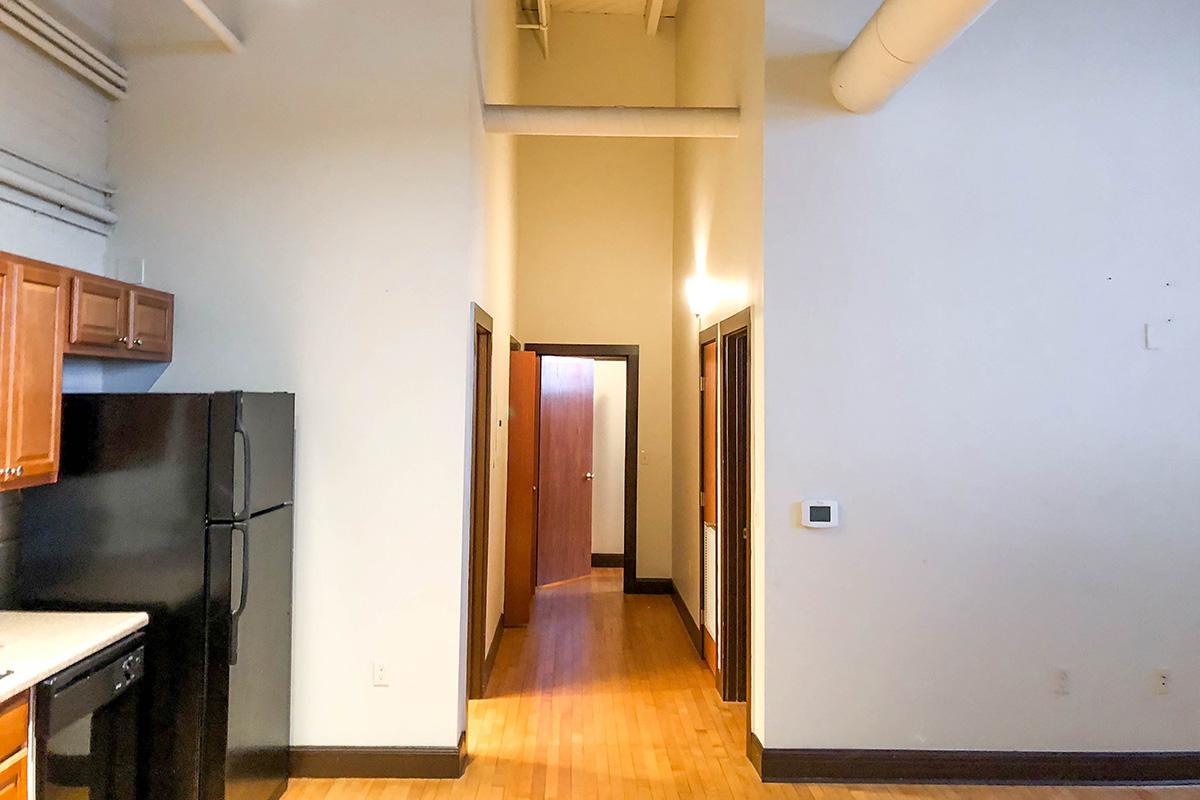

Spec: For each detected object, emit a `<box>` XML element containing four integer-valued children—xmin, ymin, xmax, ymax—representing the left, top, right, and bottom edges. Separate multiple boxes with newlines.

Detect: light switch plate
<box><xmin>116</xmin><ymin>257</ymin><xmax>146</xmax><ymax>285</ymax></box>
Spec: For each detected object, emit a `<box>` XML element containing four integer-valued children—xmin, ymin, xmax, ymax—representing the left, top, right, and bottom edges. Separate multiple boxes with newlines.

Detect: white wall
<box><xmin>0</xmin><ymin>14</ymin><xmax>115</xmax><ymax>392</ymax></box>
<box><xmin>671</xmin><ymin>0</ymin><xmax>766</xmax><ymax>732</ymax></box>
<box><xmin>762</xmin><ymin>0</ymin><xmax>1200</xmax><ymax>750</ymax></box>
<box><xmin>592</xmin><ymin>359</ymin><xmax>626</xmax><ymax>555</ymax></box>
<box><xmin>471</xmin><ymin>0</ymin><xmax>519</xmax><ymax>678</ymax></box>
<box><xmin>109</xmin><ymin>0</ymin><xmax>482</xmax><ymax>748</ymax></box>
<box><xmin>516</xmin><ymin>12</ymin><xmax>677</xmax><ymax>580</ymax></box>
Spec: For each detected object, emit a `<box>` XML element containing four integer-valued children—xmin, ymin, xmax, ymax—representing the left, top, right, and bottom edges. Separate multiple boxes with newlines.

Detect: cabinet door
<box><xmin>0</xmin><ymin>261</ymin><xmax>13</xmax><ymax>479</ymax></box>
<box><xmin>5</xmin><ymin>263</ymin><xmax>66</xmax><ymax>488</ymax></box>
<box><xmin>128</xmin><ymin>288</ymin><xmax>173</xmax><ymax>360</ymax></box>
<box><xmin>0</xmin><ymin>755</ymin><xmax>27</xmax><ymax>800</ymax></box>
<box><xmin>69</xmin><ymin>274</ymin><xmax>129</xmax><ymax>351</ymax></box>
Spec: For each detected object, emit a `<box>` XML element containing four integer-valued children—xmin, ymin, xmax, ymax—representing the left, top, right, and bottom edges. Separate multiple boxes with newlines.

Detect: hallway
<box><xmin>284</xmin><ymin>571</ymin><xmax>1200</xmax><ymax>799</ymax></box>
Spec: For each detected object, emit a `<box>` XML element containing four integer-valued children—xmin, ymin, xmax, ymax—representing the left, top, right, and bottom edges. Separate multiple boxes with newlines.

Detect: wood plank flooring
<box><xmin>284</xmin><ymin>569</ymin><xmax>1200</xmax><ymax>800</ymax></box>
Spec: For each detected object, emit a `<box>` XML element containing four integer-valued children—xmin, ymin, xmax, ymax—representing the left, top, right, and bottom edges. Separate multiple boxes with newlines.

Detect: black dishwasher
<box><xmin>35</xmin><ymin>633</ymin><xmax>145</xmax><ymax>800</ymax></box>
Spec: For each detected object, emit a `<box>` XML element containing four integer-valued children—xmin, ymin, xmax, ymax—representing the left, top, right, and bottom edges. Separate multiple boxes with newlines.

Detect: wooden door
<box><xmin>719</xmin><ymin>326</ymin><xmax>750</xmax><ymax>703</ymax></box>
<box><xmin>70</xmin><ymin>274</ymin><xmax>128</xmax><ymax>351</ymax></box>
<box><xmin>536</xmin><ymin>356</ymin><xmax>594</xmax><ymax>586</ymax></box>
<box><xmin>700</xmin><ymin>340</ymin><xmax>719</xmax><ymax>674</ymax></box>
<box><xmin>5</xmin><ymin>262</ymin><xmax>66</xmax><ymax>488</ymax></box>
<box><xmin>466</xmin><ymin>311</ymin><xmax>493</xmax><ymax>700</ymax></box>
<box><xmin>128</xmin><ymin>288</ymin><xmax>173</xmax><ymax>359</ymax></box>
<box><xmin>504</xmin><ymin>350</ymin><xmax>539</xmax><ymax>626</ymax></box>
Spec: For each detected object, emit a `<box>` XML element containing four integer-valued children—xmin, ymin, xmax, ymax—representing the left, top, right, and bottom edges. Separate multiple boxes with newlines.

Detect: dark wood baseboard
<box><xmin>669</xmin><ymin>580</ymin><xmax>703</xmax><ymax>656</ymax></box>
<box><xmin>747</xmin><ymin>734</ymin><xmax>1200</xmax><ymax>785</ymax></box>
<box><xmin>291</xmin><ymin>732</ymin><xmax>467</xmax><ymax>780</ymax></box>
<box><xmin>591</xmin><ymin>552</ymin><xmax>624</xmax><ymax>568</ymax></box>
<box><xmin>628</xmin><ymin>577</ymin><xmax>672</xmax><ymax>595</ymax></box>
<box><xmin>482</xmin><ymin>613</ymin><xmax>504</xmax><ymax>692</ymax></box>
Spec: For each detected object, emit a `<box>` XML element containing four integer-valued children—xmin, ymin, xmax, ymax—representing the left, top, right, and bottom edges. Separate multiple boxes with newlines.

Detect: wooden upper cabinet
<box><xmin>65</xmin><ymin>274</ymin><xmax>173</xmax><ymax>362</ymax></box>
<box><xmin>0</xmin><ymin>258</ymin><xmax>66</xmax><ymax>490</ymax></box>
<box><xmin>70</xmin><ymin>274</ymin><xmax>128</xmax><ymax>352</ymax></box>
<box><xmin>129</xmin><ymin>288</ymin><xmax>173</xmax><ymax>359</ymax></box>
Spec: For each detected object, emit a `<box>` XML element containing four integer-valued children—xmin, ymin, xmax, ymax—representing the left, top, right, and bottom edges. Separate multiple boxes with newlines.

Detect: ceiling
<box><xmin>520</xmin><ymin>0</ymin><xmax>679</xmax><ymax>17</ymax></box>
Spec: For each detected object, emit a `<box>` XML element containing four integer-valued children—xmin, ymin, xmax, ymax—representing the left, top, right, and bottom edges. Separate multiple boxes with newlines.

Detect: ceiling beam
<box><xmin>179</xmin><ymin>0</ymin><xmax>243</xmax><ymax>53</ymax></box>
<box><xmin>644</xmin><ymin>0</ymin><xmax>664</xmax><ymax>36</ymax></box>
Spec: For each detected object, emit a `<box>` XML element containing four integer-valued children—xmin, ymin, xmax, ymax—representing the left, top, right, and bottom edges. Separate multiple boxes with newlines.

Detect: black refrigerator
<box><xmin>17</xmin><ymin>392</ymin><xmax>295</xmax><ymax>800</ymax></box>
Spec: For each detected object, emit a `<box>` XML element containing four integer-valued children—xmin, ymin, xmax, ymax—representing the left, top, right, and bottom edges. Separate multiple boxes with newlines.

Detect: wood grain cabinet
<box><xmin>0</xmin><ymin>251</ymin><xmax>175</xmax><ymax>493</ymax></box>
<box><xmin>0</xmin><ymin>695</ymin><xmax>28</xmax><ymax>800</ymax></box>
<box><xmin>0</xmin><ymin>255</ymin><xmax>67</xmax><ymax>490</ymax></box>
<box><xmin>66</xmin><ymin>274</ymin><xmax>173</xmax><ymax>361</ymax></box>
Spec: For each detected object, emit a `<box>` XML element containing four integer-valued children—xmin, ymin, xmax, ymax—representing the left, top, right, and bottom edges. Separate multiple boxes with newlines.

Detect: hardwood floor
<box><xmin>284</xmin><ymin>569</ymin><xmax>1200</xmax><ymax>800</ymax></box>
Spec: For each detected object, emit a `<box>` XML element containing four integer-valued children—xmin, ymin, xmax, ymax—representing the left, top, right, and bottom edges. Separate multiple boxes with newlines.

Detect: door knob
<box><xmin>585</xmin><ymin>472</ymin><xmax>595</xmax><ymax>481</ymax></box>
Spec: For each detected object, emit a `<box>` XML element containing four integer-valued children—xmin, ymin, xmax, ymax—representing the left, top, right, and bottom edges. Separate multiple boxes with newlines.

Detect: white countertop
<box><xmin>0</xmin><ymin>611</ymin><xmax>149</xmax><ymax>703</ymax></box>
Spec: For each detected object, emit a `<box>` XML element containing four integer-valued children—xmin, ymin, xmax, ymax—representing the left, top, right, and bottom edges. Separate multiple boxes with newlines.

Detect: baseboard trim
<box><xmin>482</xmin><ymin>613</ymin><xmax>504</xmax><ymax>692</ymax></box>
<box><xmin>746</xmin><ymin>736</ymin><xmax>1200</xmax><ymax>785</ymax></box>
<box><xmin>290</xmin><ymin>733</ymin><xmax>467</xmax><ymax>780</ymax></box>
<box><xmin>591</xmin><ymin>552</ymin><xmax>624</xmax><ymax>568</ymax></box>
<box><xmin>669</xmin><ymin>580</ymin><xmax>703</xmax><ymax>656</ymax></box>
<box><xmin>628</xmin><ymin>577</ymin><xmax>672</xmax><ymax>595</ymax></box>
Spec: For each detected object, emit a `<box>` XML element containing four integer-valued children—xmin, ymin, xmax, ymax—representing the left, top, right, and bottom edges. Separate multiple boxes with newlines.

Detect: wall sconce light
<box><xmin>685</xmin><ymin>274</ymin><xmax>717</xmax><ymax>318</ymax></box>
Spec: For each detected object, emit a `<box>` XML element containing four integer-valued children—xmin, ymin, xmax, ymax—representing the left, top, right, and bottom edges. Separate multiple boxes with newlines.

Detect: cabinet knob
<box><xmin>14</xmin><ymin>466</ymin><xmax>22</xmax><ymax>477</ymax></box>
<box><xmin>117</xmin><ymin>336</ymin><xmax>129</xmax><ymax>344</ymax></box>
<box><xmin>133</xmin><ymin>338</ymin><xmax>144</xmax><ymax>347</ymax></box>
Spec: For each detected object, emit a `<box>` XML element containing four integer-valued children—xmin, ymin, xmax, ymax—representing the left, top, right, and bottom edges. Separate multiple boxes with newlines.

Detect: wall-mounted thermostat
<box><xmin>801</xmin><ymin>500</ymin><xmax>839</xmax><ymax>529</ymax></box>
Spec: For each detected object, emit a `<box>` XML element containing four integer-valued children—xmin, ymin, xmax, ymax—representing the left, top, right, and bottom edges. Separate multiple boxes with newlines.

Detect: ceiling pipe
<box><xmin>0</xmin><ymin>164</ymin><xmax>117</xmax><ymax>226</ymax></box>
<box><xmin>830</xmin><ymin>0</ymin><xmax>998</xmax><ymax>113</ymax></box>
<box><xmin>482</xmin><ymin>104</ymin><xmax>740</xmax><ymax>139</ymax></box>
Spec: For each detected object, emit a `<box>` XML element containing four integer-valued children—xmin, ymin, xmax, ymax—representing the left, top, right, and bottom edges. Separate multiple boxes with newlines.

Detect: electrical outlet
<box><xmin>1152</xmin><ymin>670</ymin><xmax>1170</xmax><ymax>695</ymax></box>
<box><xmin>1053</xmin><ymin>669</ymin><xmax>1070</xmax><ymax>697</ymax></box>
<box><xmin>373</xmin><ymin>659</ymin><xmax>390</xmax><ymax>687</ymax></box>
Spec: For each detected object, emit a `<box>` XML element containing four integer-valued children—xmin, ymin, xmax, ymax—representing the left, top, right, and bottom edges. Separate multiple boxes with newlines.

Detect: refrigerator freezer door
<box><xmin>204</xmin><ymin>507</ymin><xmax>294</xmax><ymax>800</ymax></box>
<box><xmin>210</xmin><ymin>393</ymin><xmax>296</xmax><ymax>522</ymax></box>
<box><xmin>19</xmin><ymin>393</ymin><xmax>213</xmax><ymax>800</ymax></box>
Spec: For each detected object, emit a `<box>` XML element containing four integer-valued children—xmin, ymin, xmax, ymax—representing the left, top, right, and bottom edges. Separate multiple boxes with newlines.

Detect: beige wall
<box><xmin>670</xmin><ymin>0</ymin><xmax>765</xmax><ymax>732</ymax></box>
<box><xmin>516</xmin><ymin>13</ymin><xmax>677</xmax><ymax>579</ymax></box>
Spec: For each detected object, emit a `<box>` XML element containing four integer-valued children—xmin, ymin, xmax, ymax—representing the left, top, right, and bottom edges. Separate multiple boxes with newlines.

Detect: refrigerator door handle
<box><xmin>234</xmin><ymin>395</ymin><xmax>252</xmax><ymax>522</ymax></box>
<box><xmin>229</xmin><ymin>521</ymin><xmax>250</xmax><ymax>666</ymax></box>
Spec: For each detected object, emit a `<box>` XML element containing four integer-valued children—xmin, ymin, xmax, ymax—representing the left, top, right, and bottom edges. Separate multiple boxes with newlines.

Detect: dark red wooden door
<box><xmin>537</xmin><ymin>356</ymin><xmax>594</xmax><ymax>586</ymax></box>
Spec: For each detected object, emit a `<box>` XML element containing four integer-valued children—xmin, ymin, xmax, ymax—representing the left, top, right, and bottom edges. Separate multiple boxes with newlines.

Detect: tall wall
<box><xmin>670</xmin><ymin>0</ymin><xmax>766</xmax><ymax>733</ymax></box>
<box><xmin>515</xmin><ymin>12</ymin><xmax>677</xmax><ymax>579</ymax></box>
<box><xmin>761</xmin><ymin>0</ymin><xmax>1200</xmax><ymax>749</ymax></box>
<box><xmin>109</xmin><ymin>1</ymin><xmax>486</xmax><ymax>749</ymax></box>
<box><xmin>471</xmin><ymin>0</ymin><xmax>520</xmax><ymax>685</ymax></box>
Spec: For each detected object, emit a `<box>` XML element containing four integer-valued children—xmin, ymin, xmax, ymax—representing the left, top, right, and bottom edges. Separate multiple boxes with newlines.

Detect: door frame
<box><xmin>716</xmin><ymin>308</ymin><xmax>751</xmax><ymax>705</ymax></box>
<box><xmin>466</xmin><ymin>303</ymin><xmax>493</xmax><ymax>700</ymax></box>
<box><xmin>523</xmin><ymin>343</ymin><xmax>645</xmax><ymax>595</ymax></box>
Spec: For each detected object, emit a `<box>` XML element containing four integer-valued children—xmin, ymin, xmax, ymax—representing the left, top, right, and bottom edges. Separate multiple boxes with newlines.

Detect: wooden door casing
<box><xmin>70</xmin><ymin>274</ymin><xmax>128</xmax><ymax>350</ymax></box>
<box><xmin>0</xmin><ymin>261</ymin><xmax>13</xmax><ymax>481</ymax></box>
<box><xmin>5</xmin><ymin>261</ymin><xmax>66</xmax><ymax>489</ymax></box>
<box><xmin>503</xmin><ymin>350</ymin><xmax>540</xmax><ymax>626</ymax></box>
<box><xmin>719</xmin><ymin>326</ymin><xmax>750</xmax><ymax>703</ymax></box>
<box><xmin>467</xmin><ymin>306</ymin><xmax>493</xmax><ymax>700</ymax></box>
<box><xmin>536</xmin><ymin>356</ymin><xmax>595</xmax><ymax>587</ymax></box>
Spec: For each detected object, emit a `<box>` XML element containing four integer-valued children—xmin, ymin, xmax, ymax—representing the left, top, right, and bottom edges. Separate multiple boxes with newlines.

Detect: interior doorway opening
<box><xmin>697</xmin><ymin>309</ymin><xmax>752</xmax><ymax>703</ymax></box>
<box><xmin>503</xmin><ymin>344</ymin><xmax>643</xmax><ymax>625</ymax></box>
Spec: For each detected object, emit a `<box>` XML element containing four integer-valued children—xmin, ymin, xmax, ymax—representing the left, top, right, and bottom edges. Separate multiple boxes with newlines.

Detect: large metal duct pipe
<box><xmin>830</xmin><ymin>0</ymin><xmax>998</xmax><ymax>113</ymax></box>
